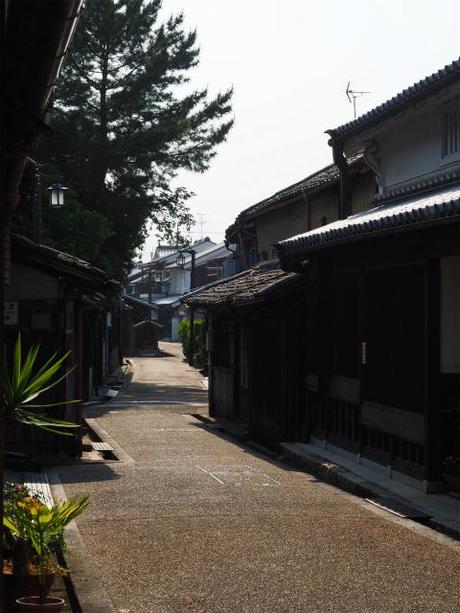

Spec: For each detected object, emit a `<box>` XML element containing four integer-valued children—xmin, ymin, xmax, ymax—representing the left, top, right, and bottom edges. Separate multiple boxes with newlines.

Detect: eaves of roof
<box><xmin>181</xmin><ymin>262</ymin><xmax>304</xmax><ymax>308</ymax></box>
<box><xmin>122</xmin><ymin>295</ymin><xmax>159</xmax><ymax>310</ymax></box>
<box><xmin>277</xmin><ymin>183</ymin><xmax>460</xmax><ymax>259</ymax></box>
<box><xmin>238</xmin><ymin>164</ymin><xmax>339</xmax><ymax>221</ymax></box>
<box><xmin>328</xmin><ymin>57</ymin><xmax>460</xmax><ymax>143</ymax></box>
<box><xmin>12</xmin><ymin>234</ymin><xmax>119</xmax><ymax>289</ymax></box>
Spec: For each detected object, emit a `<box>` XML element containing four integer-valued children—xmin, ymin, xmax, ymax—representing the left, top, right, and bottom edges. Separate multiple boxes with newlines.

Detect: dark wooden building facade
<box><xmin>183</xmin><ymin>263</ymin><xmax>305</xmax><ymax>446</ymax></box>
<box><xmin>183</xmin><ymin>154</ymin><xmax>374</xmax><ymax>449</ymax></box>
<box><xmin>279</xmin><ymin>57</ymin><xmax>460</xmax><ymax>491</ymax></box>
<box><xmin>4</xmin><ymin>234</ymin><xmax>120</xmax><ymax>458</ymax></box>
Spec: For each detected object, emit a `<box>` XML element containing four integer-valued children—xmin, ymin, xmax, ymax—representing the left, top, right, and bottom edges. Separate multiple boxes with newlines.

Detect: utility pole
<box><xmin>177</xmin><ymin>248</ymin><xmax>196</xmax><ymax>365</ymax></box>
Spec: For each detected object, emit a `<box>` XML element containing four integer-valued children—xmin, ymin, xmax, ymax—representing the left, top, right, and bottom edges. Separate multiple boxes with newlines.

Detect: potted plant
<box><xmin>4</xmin><ymin>494</ymin><xmax>89</xmax><ymax>611</ymax></box>
<box><xmin>3</xmin><ymin>482</ymin><xmax>57</xmax><ymax>610</ymax></box>
<box><xmin>1</xmin><ymin>333</ymin><xmax>82</xmax><ymax>609</ymax></box>
<box><xmin>442</xmin><ymin>456</ymin><xmax>460</xmax><ymax>494</ymax></box>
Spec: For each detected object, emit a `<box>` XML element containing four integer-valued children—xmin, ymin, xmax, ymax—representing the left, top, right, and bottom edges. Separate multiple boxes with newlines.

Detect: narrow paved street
<box><xmin>57</xmin><ymin>343</ymin><xmax>460</xmax><ymax>613</ymax></box>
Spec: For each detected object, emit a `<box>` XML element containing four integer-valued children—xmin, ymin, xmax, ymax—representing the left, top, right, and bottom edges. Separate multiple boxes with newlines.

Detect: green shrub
<box><xmin>177</xmin><ymin>318</ymin><xmax>207</xmax><ymax>369</ymax></box>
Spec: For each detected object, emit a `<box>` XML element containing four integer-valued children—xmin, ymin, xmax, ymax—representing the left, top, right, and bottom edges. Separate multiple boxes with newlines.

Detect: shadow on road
<box><xmin>57</xmin><ymin>462</ymin><xmax>120</xmax><ymax>484</ymax></box>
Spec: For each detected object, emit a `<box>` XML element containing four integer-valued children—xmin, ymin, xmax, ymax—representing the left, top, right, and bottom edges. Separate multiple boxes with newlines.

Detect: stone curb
<box><xmin>47</xmin><ymin>471</ymin><xmax>116</xmax><ymax>613</ymax></box>
<box><xmin>279</xmin><ymin>443</ymin><xmax>374</xmax><ymax>498</ymax></box>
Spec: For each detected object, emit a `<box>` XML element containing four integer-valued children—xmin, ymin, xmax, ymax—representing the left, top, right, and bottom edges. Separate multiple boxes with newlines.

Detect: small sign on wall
<box><xmin>4</xmin><ymin>301</ymin><xmax>18</xmax><ymax>326</ymax></box>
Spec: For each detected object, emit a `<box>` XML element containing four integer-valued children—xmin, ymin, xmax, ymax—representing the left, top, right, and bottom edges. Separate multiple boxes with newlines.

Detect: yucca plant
<box><xmin>2</xmin><ymin>333</ymin><xmax>80</xmax><ymax>435</ymax></box>
<box><xmin>4</xmin><ymin>495</ymin><xmax>89</xmax><ymax>604</ymax></box>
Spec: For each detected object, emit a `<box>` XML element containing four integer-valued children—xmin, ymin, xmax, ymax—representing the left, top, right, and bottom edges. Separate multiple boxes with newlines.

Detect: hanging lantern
<box><xmin>47</xmin><ymin>183</ymin><xmax>68</xmax><ymax>207</ymax></box>
<box><xmin>176</xmin><ymin>252</ymin><xmax>186</xmax><ymax>268</ymax></box>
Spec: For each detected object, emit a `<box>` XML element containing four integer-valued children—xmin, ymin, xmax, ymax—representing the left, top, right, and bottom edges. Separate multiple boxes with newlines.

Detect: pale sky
<box><xmin>142</xmin><ymin>0</ymin><xmax>460</xmax><ymax>257</ymax></box>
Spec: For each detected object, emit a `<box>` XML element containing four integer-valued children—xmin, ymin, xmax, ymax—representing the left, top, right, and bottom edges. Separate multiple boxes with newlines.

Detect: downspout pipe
<box><xmin>327</xmin><ymin>132</ymin><xmax>351</xmax><ymax>219</ymax></box>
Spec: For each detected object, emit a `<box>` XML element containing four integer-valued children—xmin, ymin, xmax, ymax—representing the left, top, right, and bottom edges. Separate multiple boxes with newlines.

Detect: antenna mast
<box><xmin>346</xmin><ymin>82</ymin><xmax>371</xmax><ymax>119</ymax></box>
<box><xmin>196</xmin><ymin>212</ymin><xmax>208</xmax><ymax>239</ymax></box>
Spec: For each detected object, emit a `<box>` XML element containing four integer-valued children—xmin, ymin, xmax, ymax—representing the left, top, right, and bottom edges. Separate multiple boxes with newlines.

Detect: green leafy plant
<box><xmin>2</xmin><ymin>333</ymin><xmax>80</xmax><ymax>435</ymax></box>
<box><xmin>4</xmin><ymin>495</ymin><xmax>89</xmax><ymax>604</ymax></box>
<box><xmin>177</xmin><ymin>318</ymin><xmax>207</xmax><ymax>368</ymax></box>
<box><xmin>3</xmin><ymin>482</ymin><xmax>44</xmax><ymax>568</ymax></box>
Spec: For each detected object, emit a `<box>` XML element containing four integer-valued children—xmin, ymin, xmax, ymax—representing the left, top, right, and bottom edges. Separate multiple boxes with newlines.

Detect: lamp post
<box><xmin>141</xmin><ymin>264</ymin><xmax>153</xmax><ymax>304</ymax></box>
<box><xmin>176</xmin><ymin>248</ymin><xmax>196</xmax><ymax>365</ymax></box>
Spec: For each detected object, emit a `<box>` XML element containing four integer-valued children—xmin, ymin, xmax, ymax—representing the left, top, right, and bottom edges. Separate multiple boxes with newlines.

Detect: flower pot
<box><xmin>4</xmin><ymin>562</ymin><xmax>55</xmax><ymax>611</ymax></box>
<box><xmin>15</xmin><ymin>596</ymin><xmax>65</xmax><ymax>612</ymax></box>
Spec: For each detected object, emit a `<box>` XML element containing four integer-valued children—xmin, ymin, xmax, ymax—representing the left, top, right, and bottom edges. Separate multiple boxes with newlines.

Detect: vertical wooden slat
<box><xmin>424</xmin><ymin>258</ymin><xmax>442</xmax><ymax>481</ymax></box>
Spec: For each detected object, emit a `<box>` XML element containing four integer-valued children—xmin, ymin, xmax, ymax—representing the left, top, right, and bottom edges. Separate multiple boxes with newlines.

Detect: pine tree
<box><xmin>40</xmin><ymin>0</ymin><xmax>233</xmax><ymax>278</ymax></box>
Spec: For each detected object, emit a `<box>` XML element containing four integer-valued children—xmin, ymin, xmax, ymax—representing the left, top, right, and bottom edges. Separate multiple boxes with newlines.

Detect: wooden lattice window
<box><xmin>442</xmin><ymin>98</ymin><xmax>460</xmax><ymax>161</ymax></box>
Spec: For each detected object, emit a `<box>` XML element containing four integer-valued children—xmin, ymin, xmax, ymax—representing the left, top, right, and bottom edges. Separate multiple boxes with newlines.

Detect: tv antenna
<box><xmin>346</xmin><ymin>82</ymin><xmax>371</xmax><ymax>119</ymax></box>
<box><xmin>196</xmin><ymin>212</ymin><xmax>209</xmax><ymax>239</ymax></box>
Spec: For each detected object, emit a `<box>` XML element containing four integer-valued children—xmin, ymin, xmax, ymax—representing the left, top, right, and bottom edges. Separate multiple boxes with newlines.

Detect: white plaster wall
<box><xmin>378</xmin><ymin>91</ymin><xmax>460</xmax><ymax>190</ymax></box>
<box><xmin>171</xmin><ymin>316</ymin><xmax>180</xmax><ymax>341</ymax></box>
<box><xmin>169</xmin><ymin>268</ymin><xmax>190</xmax><ymax>294</ymax></box>
<box><xmin>441</xmin><ymin>255</ymin><xmax>460</xmax><ymax>373</ymax></box>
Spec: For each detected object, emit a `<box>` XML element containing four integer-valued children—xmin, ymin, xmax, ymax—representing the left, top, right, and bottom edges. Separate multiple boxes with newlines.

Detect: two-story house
<box><xmin>184</xmin><ymin>159</ymin><xmax>375</xmax><ymax>443</ymax></box>
<box><xmin>278</xmin><ymin>57</ymin><xmax>460</xmax><ymax>492</ymax></box>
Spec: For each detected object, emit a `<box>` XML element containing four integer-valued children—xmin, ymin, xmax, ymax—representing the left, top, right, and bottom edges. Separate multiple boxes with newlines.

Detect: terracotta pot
<box><xmin>4</xmin><ymin>566</ymin><xmax>55</xmax><ymax>611</ymax></box>
<box><xmin>15</xmin><ymin>596</ymin><xmax>65</xmax><ymax>612</ymax></box>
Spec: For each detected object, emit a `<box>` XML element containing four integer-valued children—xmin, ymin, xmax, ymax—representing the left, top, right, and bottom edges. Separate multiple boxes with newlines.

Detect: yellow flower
<box><xmin>17</xmin><ymin>497</ymin><xmax>45</xmax><ymax>512</ymax></box>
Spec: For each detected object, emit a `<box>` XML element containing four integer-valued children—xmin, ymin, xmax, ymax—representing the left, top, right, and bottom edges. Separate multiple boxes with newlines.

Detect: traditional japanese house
<box><xmin>183</xmin><ymin>262</ymin><xmax>305</xmax><ymax>445</ymax></box>
<box><xmin>183</xmin><ymin>159</ymin><xmax>375</xmax><ymax>446</ymax></box>
<box><xmin>278</xmin><ymin>57</ymin><xmax>460</xmax><ymax>491</ymax></box>
<box><xmin>5</xmin><ymin>234</ymin><xmax>120</xmax><ymax>458</ymax></box>
<box><xmin>227</xmin><ymin>155</ymin><xmax>374</xmax><ymax>271</ymax></box>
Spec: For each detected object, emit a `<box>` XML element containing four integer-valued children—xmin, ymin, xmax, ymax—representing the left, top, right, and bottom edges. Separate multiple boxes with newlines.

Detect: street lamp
<box><xmin>176</xmin><ymin>248</ymin><xmax>196</xmax><ymax>365</ymax></box>
<box><xmin>175</xmin><ymin>252</ymin><xmax>186</xmax><ymax>268</ymax></box>
<box><xmin>47</xmin><ymin>183</ymin><xmax>68</xmax><ymax>207</ymax></box>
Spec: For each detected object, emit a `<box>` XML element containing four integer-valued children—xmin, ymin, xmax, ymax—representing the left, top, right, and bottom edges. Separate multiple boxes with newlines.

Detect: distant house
<box><xmin>121</xmin><ymin>294</ymin><xmax>161</xmax><ymax>356</ymax></box>
<box><xmin>5</xmin><ymin>234</ymin><xmax>120</xmax><ymax>458</ymax></box>
<box><xmin>125</xmin><ymin>238</ymin><xmax>238</xmax><ymax>340</ymax></box>
<box><xmin>278</xmin><ymin>57</ymin><xmax>460</xmax><ymax>491</ymax></box>
<box><xmin>183</xmin><ymin>160</ymin><xmax>375</xmax><ymax>444</ymax></box>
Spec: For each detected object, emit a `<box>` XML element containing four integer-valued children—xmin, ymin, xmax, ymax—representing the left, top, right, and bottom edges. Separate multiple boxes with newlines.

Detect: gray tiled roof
<box><xmin>225</xmin><ymin>156</ymin><xmax>364</xmax><ymax>242</ymax></box>
<box><xmin>230</xmin><ymin>155</ymin><xmax>364</xmax><ymax>231</ymax></box>
<box><xmin>328</xmin><ymin>57</ymin><xmax>460</xmax><ymax>142</ymax></box>
<box><xmin>238</xmin><ymin>164</ymin><xmax>340</xmax><ymax>220</ymax></box>
<box><xmin>181</xmin><ymin>262</ymin><xmax>303</xmax><ymax>308</ymax></box>
<box><xmin>278</xmin><ymin>183</ymin><xmax>460</xmax><ymax>257</ymax></box>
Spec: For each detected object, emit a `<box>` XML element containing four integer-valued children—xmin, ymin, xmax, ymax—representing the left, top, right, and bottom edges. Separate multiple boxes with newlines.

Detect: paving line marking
<box><xmin>245</xmin><ymin>464</ymin><xmax>281</xmax><ymax>486</ymax></box>
<box><xmin>195</xmin><ymin>464</ymin><xmax>225</xmax><ymax>485</ymax></box>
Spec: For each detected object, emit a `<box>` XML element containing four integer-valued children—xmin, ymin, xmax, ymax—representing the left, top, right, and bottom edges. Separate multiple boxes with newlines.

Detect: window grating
<box><xmin>442</xmin><ymin>105</ymin><xmax>460</xmax><ymax>158</ymax></box>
